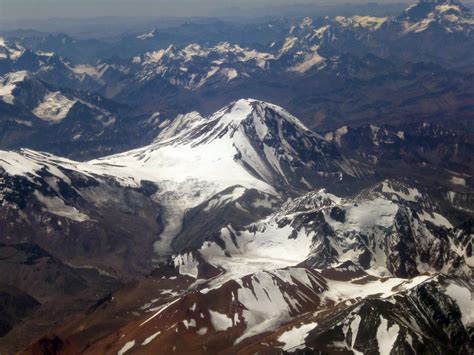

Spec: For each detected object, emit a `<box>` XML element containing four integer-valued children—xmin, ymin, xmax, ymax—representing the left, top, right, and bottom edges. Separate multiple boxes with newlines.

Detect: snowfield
<box><xmin>0</xmin><ymin>71</ymin><xmax>29</xmax><ymax>104</ymax></box>
<box><xmin>33</xmin><ymin>91</ymin><xmax>76</xmax><ymax>122</ymax></box>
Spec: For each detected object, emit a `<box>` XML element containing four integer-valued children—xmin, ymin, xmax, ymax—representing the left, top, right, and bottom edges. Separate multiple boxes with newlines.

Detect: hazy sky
<box><xmin>0</xmin><ymin>0</ymin><xmax>411</xmax><ymax>21</ymax></box>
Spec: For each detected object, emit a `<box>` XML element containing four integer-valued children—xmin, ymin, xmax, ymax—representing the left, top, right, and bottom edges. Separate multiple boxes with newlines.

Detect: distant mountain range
<box><xmin>0</xmin><ymin>0</ymin><xmax>472</xmax><ymax>142</ymax></box>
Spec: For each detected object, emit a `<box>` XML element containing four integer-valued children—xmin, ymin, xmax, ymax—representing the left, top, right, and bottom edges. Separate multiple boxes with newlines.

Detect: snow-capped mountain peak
<box><xmin>82</xmin><ymin>100</ymin><xmax>362</xmax><ymax>255</ymax></box>
<box><xmin>402</xmin><ymin>0</ymin><xmax>468</xmax><ymax>18</ymax></box>
<box><xmin>151</xmin><ymin>98</ymin><xmax>351</xmax><ymax>192</ymax></box>
<box><xmin>133</xmin><ymin>43</ymin><xmax>274</xmax><ymax>90</ymax></box>
<box><xmin>402</xmin><ymin>0</ymin><xmax>468</xmax><ymax>19</ymax></box>
<box><xmin>0</xmin><ymin>37</ymin><xmax>25</xmax><ymax>61</ymax></box>
<box><xmin>157</xmin><ymin>99</ymin><xmax>313</xmax><ymax>146</ymax></box>
<box><xmin>94</xmin><ymin>99</ymin><xmax>348</xmax><ymax>193</ymax></box>
<box><xmin>400</xmin><ymin>0</ymin><xmax>473</xmax><ymax>34</ymax></box>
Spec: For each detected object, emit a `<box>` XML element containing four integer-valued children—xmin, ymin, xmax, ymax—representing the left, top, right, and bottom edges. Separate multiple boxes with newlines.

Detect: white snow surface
<box><xmin>335</xmin><ymin>16</ymin><xmax>387</xmax><ymax>30</ymax></box>
<box><xmin>234</xmin><ymin>269</ymin><xmax>319</xmax><ymax>343</ymax></box>
<box><xmin>0</xmin><ymin>71</ymin><xmax>28</xmax><ymax>104</ymax></box>
<box><xmin>376</xmin><ymin>316</ymin><xmax>399</xmax><ymax>355</ymax></box>
<box><xmin>418</xmin><ymin>210</ymin><xmax>453</xmax><ymax>229</ymax></box>
<box><xmin>450</xmin><ymin>176</ymin><xmax>466</xmax><ymax>186</ymax></box>
<box><xmin>322</xmin><ymin>275</ymin><xmax>431</xmax><ymax>303</ymax></box>
<box><xmin>137</xmin><ymin>30</ymin><xmax>156</xmax><ymax>40</ymax></box>
<box><xmin>118</xmin><ymin>340</ymin><xmax>135</xmax><ymax>355</ymax></box>
<box><xmin>34</xmin><ymin>192</ymin><xmax>90</xmax><ymax>222</ymax></box>
<box><xmin>209</xmin><ymin>310</ymin><xmax>233</xmax><ymax>331</ymax></box>
<box><xmin>173</xmin><ymin>252</ymin><xmax>200</xmax><ymax>278</ymax></box>
<box><xmin>0</xmin><ymin>150</ymin><xmax>45</xmax><ymax>177</ymax></box>
<box><xmin>141</xmin><ymin>331</ymin><xmax>161</xmax><ymax>346</ymax></box>
<box><xmin>203</xmin><ymin>186</ymin><xmax>247</xmax><ymax>212</ymax></box>
<box><xmin>381</xmin><ymin>182</ymin><xmax>421</xmax><ymax>202</ymax></box>
<box><xmin>198</xmin><ymin>216</ymin><xmax>317</xmax><ymax>290</ymax></box>
<box><xmin>85</xmin><ymin>100</ymin><xmax>278</xmax><ymax>254</ymax></box>
<box><xmin>33</xmin><ymin>91</ymin><xmax>76</xmax><ymax>122</ymax></box>
<box><xmin>349</xmin><ymin>314</ymin><xmax>362</xmax><ymax>352</ymax></box>
<box><xmin>0</xmin><ymin>38</ymin><xmax>25</xmax><ymax>60</ymax></box>
<box><xmin>277</xmin><ymin>322</ymin><xmax>318</xmax><ymax>351</ymax></box>
<box><xmin>0</xmin><ymin>149</ymin><xmax>93</xmax><ymax>182</ymax></box>
<box><xmin>234</xmin><ymin>223</ymin><xmax>313</xmax><ymax>263</ymax></box>
<box><xmin>288</xmin><ymin>46</ymin><xmax>326</xmax><ymax>73</ymax></box>
<box><xmin>402</xmin><ymin>1</ymin><xmax>474</xmax><ymax>34</ymax></box>
<box><xmin>444</xmin><ymin>283</ymin><xmax>474</xmax><ymax>327</ymax></box>
<box><xmin>137</xmin><ymin>42</ymin><xmax>274</xmax><ymax>89</ymax></box>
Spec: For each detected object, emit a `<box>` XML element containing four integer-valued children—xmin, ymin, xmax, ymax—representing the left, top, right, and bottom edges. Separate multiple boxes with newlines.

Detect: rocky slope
<box><xmin>0</xmin><ymin>243</ymin><xmax>120</xmax><ymax>353</ymax></box>
<box><xmin>20</xmin><ymin>180</ymin><xmax>473</xmax><ymax>354</ymax></box>
<box><xmin>0</xmin><ymin>149</ymin><xmax>163</xmax><ymax>277</ymax></box>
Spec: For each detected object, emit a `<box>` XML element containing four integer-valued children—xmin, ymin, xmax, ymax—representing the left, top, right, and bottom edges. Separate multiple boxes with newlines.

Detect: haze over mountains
<box><xmin>0</xmin><ymin>2</ymin><xmax>426</xmax><ymax>34</ymax></box>
<box><xmin>0</xmin><ymin>0</ymin><xmax>473</xmax><ymax>354</ymax></box>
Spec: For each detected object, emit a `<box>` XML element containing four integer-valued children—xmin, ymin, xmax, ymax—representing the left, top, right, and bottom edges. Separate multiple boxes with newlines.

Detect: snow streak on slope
<box><xmin>0</xmin><ymin>149</ymin><xmax>89</xmax><ymax>181</ymax></box>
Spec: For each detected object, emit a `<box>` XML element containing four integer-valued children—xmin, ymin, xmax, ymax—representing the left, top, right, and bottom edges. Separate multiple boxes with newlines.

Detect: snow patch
<box><xmin>196</xmin><ymin>327</ymin><xmax>208</xmax><ymax>335</ymax></box>
<box><xmin>376</xmin><ymin>316</ymin><xmax>399</xmax><ymax>355</ymax></box>
<box><xmin>323</xmin><ymin>275</ymin><xmax>431</xmax><ymax>303</ymax></box>
<box><xmin>34</xmin><ymin>192</ymin><xmax>90</xmax><ymax>222</ymax></box>
<box><xmin>33</xmin><ymin>92</ymin><xmax>76</xmax><ymax>123</ymax></box>
<box><xmin>137</xmin><ymin>30</ymin><xmax>156</xmax><ymax>40</ymax></box>
<box><xmin>277</xmin><ymin>322</ymin><xmax>317</xmax><ymax>351</ymax></box>
<box><xmin>142</xmin><ymin>331</ymin><xmax>161</xmax><ymax>346</ymax></box>
<box><xmin>381</xmin><ymin>182</ymin><xmax>421</xmax><ymax>202</ymax></box>
<box><xmin>450</xmin><ymin>176</ymin><xmax>466</xmax><ymax>186</ymax></box>
<box><xmin>174</xmin><ymin>252</ymin><xmax>199</xmax><ymax>278</ymax></box>
<box><xmin>444</xmin><ymin>283</ymin><xmax>474</xmax><ymax>327</ymax></box>
<box><xmin>0</xmin><ymin>71</ymin><xmax>28</xmax><ymax>104</ymax></box>
<box><xmin>183</xmin><ymin>319</ymin><xmax>197</xmax><ymax>329</ymax></box>
<box><xmin>209</xmin><ymin>310</ymin><xmax>233</xmax><ymax>331</ymax></box>
<box><xmin>118</xmin><ymin>340</ymin><xmax>135</xmax><ymax>355</ymax></box>
<box><xmin>418</xmin><ymin>210</ymin><xmax>453</xmax><ymax>229</ymax></box>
